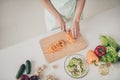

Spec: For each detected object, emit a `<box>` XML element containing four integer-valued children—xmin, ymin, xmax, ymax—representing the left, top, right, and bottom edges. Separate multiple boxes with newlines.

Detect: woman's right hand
<box><xmin>55</xmin><ymin>15</ymin><xmax>66</xmax><ymax>32</ymax></box>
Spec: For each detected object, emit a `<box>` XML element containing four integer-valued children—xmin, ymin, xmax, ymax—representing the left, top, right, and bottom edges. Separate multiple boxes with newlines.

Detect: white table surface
<box><xmin>0</xmin><ymin>6</ymin><xmax>120</xmax><ymax>80</ymax></box>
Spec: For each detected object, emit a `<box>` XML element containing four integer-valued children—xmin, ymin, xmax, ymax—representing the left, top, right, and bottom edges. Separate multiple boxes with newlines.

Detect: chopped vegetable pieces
<box><xmin>66</xmin><ymin>57</ymin><xmax>86</xmax><ymax>78</ymax></box>
<box><xmin>46</xmin><ymin>40</ymin><xmax>65</xmax><ymax>53</ymax></box>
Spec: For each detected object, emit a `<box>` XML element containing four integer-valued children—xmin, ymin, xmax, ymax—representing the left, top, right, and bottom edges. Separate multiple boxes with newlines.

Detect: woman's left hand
<box><xmin>69</xmin><ymin>21</ymin><xmax>80</xmax><ymax>39</ymax></box>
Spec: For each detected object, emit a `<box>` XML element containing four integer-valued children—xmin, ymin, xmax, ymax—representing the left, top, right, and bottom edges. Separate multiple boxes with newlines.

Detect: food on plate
<box><xmin>66</xmin><ymin>57</ymin><xmax>86</xmax><ymax>78</ymax></box>
<box><xmin>94</xmin><ymin>45</ymin><xmax>106</xmax><ymax>57</ymax></box>
<box><xmin>26</xmin><ymin>60</ymin><xmax>31</xmax><ymax>74</ymax></box>
<box><xmin>46</xmin><ymin>40</ymin><xmax>65</xmax><ymax>53</ymax></box>
<box><xmin>100</xmin><ymin>46</ymin><xmax>118</xmax><ymax>64</ymax></box>
<box><xmin>66</xmin><ymin>30</ymin><xmax>75</xmax><ymax>43</ymax></box>
<box><xmin>99</xmin><ymin>35</ymin><xmax>120</xmax><ymax>52</ymax></box>
<box><xmin>98</xmin><ymin>64</ymin><xmax>109</xmax><ymax>76</ymax></box>
<box><xmin>19</xmin><ymin>75</ymin><xmax>29</xmax><ymax>80</ymax></box>
<box><xmin>29</xmin><ymin>75</ymin><xmax>38</xmax><ymax>80</ymax></box>
<box><xmin>16</xmin><ymin>64</ymin><xmax>25</xmax><ymax>79</ymax></box>
<box><xmin>86</xmin><ymin>50</ymin><xmax>98</xmax><ymax>66</ymax></box>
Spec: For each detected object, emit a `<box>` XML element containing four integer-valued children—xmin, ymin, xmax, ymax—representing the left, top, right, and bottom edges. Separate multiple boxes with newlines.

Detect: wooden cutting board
<box><xmin>39</xmin><ymin>32</ymin><xmax>87</xmax><ymax>63</ymax></box>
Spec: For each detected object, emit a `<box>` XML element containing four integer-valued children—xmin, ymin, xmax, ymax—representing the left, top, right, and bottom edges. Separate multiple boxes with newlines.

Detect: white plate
<box><xmin>64</xmin><ymin>54</ymin><xmax>89</xmax><ymax>79</ymax></box>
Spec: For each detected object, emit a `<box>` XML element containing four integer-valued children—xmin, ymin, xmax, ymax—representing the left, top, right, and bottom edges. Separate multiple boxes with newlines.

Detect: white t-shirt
<box><xmin>44</xmin><ymin>0</ymin><xmax>77</xmax><ymax>31</ymax></box>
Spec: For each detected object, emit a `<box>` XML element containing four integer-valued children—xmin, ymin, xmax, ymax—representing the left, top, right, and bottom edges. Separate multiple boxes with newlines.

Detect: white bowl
<box><xmin>64</xmin><ymin>54</ymin><xmax>89</xmax><ymax>79</ymax></box>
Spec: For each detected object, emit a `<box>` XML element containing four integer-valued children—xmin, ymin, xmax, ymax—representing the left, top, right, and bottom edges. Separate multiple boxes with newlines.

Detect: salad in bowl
<box><xmin>64</xmin><ymin>54</ymin><xmax>89</xmax><ymax>78</ymax></box>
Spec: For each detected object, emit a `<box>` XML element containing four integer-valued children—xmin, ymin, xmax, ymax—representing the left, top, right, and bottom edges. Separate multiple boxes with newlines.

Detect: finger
<box><xmin>75</xmin><ymin>27</ymin><xmax>80</xmax><ymax>39</ymax></box>
<box><xmin>74</xmin><ymin>29</ymin><xmax>77</xmax><ymax>39</ymax></box>
<box><xmin>76</xmin><ymin>31</ymin><xmax>79</xmax><ymax>39</ymax></box>
<box><xmin>60</xmin><ymin>24</ymin><xmax>63</xmax><ymax>31</ymax></box>
<box><xmin>64</xmin><ymin>27</ymin><xmax>66</xmax><ymax>32</ymax></box>
<box><xmin>60</xmin><ymin>25</ymin><xmax>64</xmax><ymax>32</ymax></box>
<box><xmin>71</xmin><ymin>29</ymin><xmax>75</xmax><ymax>39</ymax></box>
<box><xmin>63</xmin><ymin>25</ymin><xmax>66</xmax><ymax>32</ymax></box>
<box><xmin>78</xmin><ymin>29</ymin><xmax>80</xmax><ymax>37</ymax></box>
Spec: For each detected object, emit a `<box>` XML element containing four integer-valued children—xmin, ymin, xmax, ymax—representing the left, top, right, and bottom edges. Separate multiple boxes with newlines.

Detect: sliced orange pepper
<box><xmin>46</xmin><ymin>40</ymin><xmax>65</xmax><ymax>53</ymax></box>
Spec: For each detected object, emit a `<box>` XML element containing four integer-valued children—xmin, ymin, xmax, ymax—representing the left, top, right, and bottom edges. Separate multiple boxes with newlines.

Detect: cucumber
<box><xmin>26</xmin><ymin>60</ymin><xmax>31</xmax><ymax>74</ymax></box>
<box><xmin>16</xmin><ymin>64</ymin><xmax>25</xmax><ymax>79</ymax></box>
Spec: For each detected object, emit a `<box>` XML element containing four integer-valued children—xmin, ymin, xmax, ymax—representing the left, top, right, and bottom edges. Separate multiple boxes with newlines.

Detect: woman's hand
<box><xmin>68</xmin><ymin>0</ymin><xmax>85</xmax><ymax>39</ymax></box>
<box><xmin>70</xmin><ymin>21</ymin><xmax>80</xmax><ymax>39</ymax></box>
<box><xmin>55</xmin><ymin>15</ymin><xmax>66</xmax><ymax>31</ymax></box>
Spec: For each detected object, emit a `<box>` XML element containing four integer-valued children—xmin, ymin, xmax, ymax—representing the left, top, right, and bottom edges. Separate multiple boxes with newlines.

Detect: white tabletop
<box><xmin>0</xmin><ymin>6</ymin><xmax>120</xmax><ymax>80</ymax></box>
